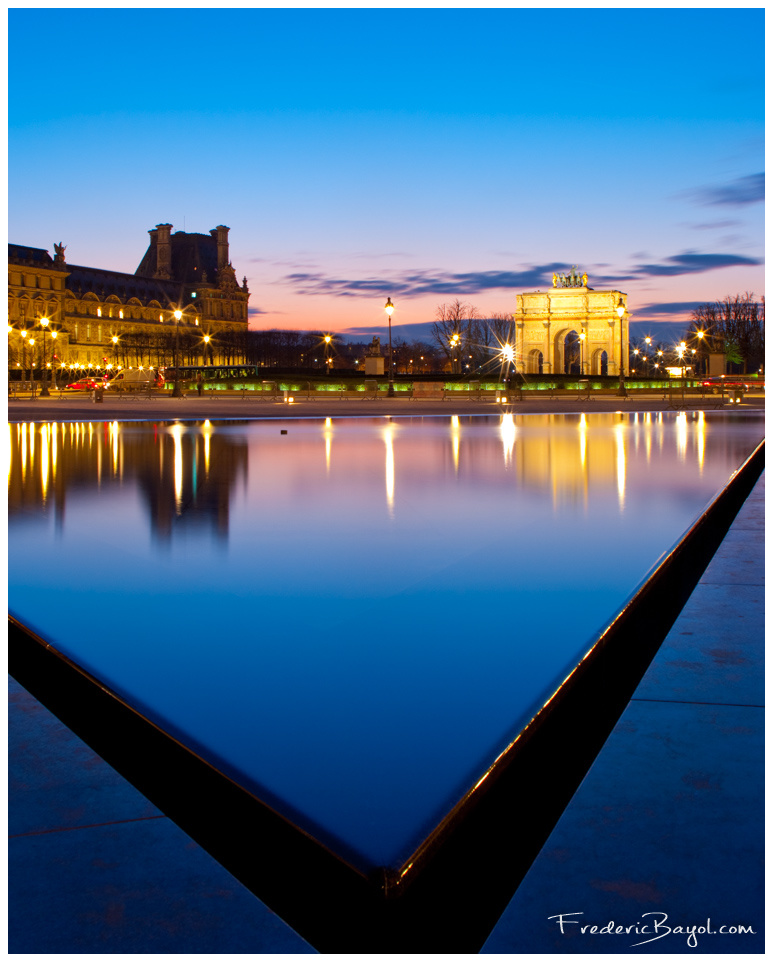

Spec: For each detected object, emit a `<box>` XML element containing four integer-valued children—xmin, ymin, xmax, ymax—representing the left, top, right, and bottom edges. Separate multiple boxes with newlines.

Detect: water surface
<box><xmin>8</xmin><ymin>411</ymin><xmax>763</xmax><ymax>871</ymax></box>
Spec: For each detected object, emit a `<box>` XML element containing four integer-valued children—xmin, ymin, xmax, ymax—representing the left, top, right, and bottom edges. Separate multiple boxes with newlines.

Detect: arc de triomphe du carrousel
<box><xmin>513</xmin><ymin>267</ymin><xmax>629</xmax><ymax>376</ymax></box>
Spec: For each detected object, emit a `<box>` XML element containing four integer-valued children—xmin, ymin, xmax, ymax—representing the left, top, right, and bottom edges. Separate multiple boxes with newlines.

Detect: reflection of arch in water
<box><xmin>590</xmin><ymin>348</ymin><xmax>608</xmax><ymax>376</ymax></box>
<box><xmin>527</xmin><ymin>349</ymin><xmax>543</xmax><ymax>374</ymax></box>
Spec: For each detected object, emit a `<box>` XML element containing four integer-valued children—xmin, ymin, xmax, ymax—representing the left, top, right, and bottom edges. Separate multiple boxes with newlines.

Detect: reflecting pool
<box><xmin>8</xmin><ymin>412</ymin><xmax>764</xmax><ymax>873</ymax></box>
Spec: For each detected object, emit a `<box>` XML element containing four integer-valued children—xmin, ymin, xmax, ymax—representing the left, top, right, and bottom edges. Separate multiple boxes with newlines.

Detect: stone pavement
<box><xmin>482</xmin><ymin>472</ymin><xmax>765</xmax><ymax>954</ymax></box>
<box><xmin>8</xmin><ymin>473</ymin><xmax>764</xmax><ymax>954</ymax></box>
<box><xmin>6</xmin><ymin>391</ymin><xmax>766</xmax><ymax>424</ymax></box>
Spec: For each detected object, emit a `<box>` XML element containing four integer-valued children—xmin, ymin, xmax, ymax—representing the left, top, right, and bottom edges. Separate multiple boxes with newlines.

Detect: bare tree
<box><xmin>688</xmin><ymin>293</ymin><xmax>765</xmax><ymax>374</ymax></box>
<box><xmin>432</xmin><ymin>300</ymin><xmax>482</xmax><ymax>374</ymax></box>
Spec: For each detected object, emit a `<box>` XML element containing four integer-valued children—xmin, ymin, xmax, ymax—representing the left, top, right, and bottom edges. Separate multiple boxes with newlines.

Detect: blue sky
<box><xmin>8</xmin><ymin>7</ymin><xmax>764</xmax><ymax>336</ymax></box>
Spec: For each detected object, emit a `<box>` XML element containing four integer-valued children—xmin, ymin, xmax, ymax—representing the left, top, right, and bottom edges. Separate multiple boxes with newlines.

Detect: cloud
<box><xmin>281</xmin><ymin>264</ymin><xmax>565</xmax><ymax>298</ymax></box>
<box><xmin>247</xmin><ymin>306</ymin><xmax>273</xmax><ymax>315</ymax></box>
<box><xmin>635</xmin><ymin>301</ymin><xmax>707</xmax><ymax>316</ymax></box>
<box><xmin>278</xmin><ymin>248</ymin><xmax>762</xmax><ymax>300</ymax></box>
<box><xmin>682</xmin><ymin>173</ymin><xmax>764</xmax><ymax>207</ymax></box>
<box><xmin>685</xmin><ymin>219</ymin><xmax>741</xmax><ymax>231</ymax></box>
<box><xmin>631</xmin><ymin>252</ymin><xmax>762</xmax><ymax>277</ymax></box>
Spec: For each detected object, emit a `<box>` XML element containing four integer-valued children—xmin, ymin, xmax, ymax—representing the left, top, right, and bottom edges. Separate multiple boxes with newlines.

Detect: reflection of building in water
<box><xmin>8</xmin><ymin>421</ymin><xmax>247</xmax><ymax>541</ymax></box>
<box><xmin>387</xmin><ymin>414</ymin><xmax>716</xmax><ymax>509</ymax></box>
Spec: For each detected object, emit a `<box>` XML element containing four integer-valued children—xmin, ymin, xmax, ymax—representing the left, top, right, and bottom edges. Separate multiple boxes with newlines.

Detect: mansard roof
<box><xmin>64</xmin><ymin>263</ymin><xmax>189</xmax><ymax>307</ymax></box>
<box><xmin>135</xmin><ymin>230</ymin><xmax>221</xmax><ymax>284</ymax></box>
<box><xmin>8</xmin><ymin>244</ymin><xmax>58</xmax><ymax>269</ymax></box>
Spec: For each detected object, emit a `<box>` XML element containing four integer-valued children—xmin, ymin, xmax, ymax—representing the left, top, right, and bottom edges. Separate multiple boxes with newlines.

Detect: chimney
<box><xmin>155</xmin><ymin>223</ymin><xmax>173</xmax><ymax>279</ymax></box>
<box><xmin>211</xmin><ymin>225</ymin><xmax>230</xmax><ymax>270</ymax></box>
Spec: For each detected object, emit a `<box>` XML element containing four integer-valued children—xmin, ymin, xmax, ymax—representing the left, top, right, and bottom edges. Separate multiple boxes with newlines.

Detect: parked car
<box><xmin>701</xmin><ymin>375</ymin><xmax>765</xmax><ymax>394</ymax></box>
<box><xmin>66</xmin><ymin>375</ymin><xmax>108</xmax><ymax>391</ymax></box>
<box><xmin>105</xmin><ymin>369</ymin><xmax>164</xmax><ymax>391</ymax></box>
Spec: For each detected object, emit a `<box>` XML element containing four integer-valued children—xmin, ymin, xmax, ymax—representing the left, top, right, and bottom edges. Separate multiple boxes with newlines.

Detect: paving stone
<box><xmin>699</xmin><ymin>539</ymin><xmax>764</xmax><ymax>586</ymax></box>
<box><xmin>8</xmin><ymin>677</ymin><xmax>315</xmax><ymax>954</ymax></box>
<box><xmin>482</xmin><ymin>702</ymin><xmax>764</xmax><ymax>954</ymax></box>
<box><xmin>9</xmin><ymin>817</ymin><xmax>316</xmax><ymax>954</ymax></box>
<box><xmin>9</xmin><ymin>676</ymin><xmax>160</xmax><ymax>835</ymax></box>
<box><xmin>483</xmin><ymin>475</ymin><xmax>764</xmax><ymax>955</ymax></box>
<box><xmin>633</xmin><ymin>584</ymin><xmax>764</xmax><ymax>706</ymax></box>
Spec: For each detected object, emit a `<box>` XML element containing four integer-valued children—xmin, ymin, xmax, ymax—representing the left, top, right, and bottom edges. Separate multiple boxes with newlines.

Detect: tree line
<box><xmin>22</xmin><ymin>292</ymin><xmax>758</xmax><ymax>377</ymax></box>
<box><xmin>686</xmin><ymin>293</ymin><xmax>764</xmax><ymax>375</ymax></box>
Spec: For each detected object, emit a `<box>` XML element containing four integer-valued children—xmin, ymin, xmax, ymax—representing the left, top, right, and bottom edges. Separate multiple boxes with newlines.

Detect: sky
<box><xmin>8</xmin><ymin>7</ymin><xmax>765</xmax><ymax>340</ymax></box>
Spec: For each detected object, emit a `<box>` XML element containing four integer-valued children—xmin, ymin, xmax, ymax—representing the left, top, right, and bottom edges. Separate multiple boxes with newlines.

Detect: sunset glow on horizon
<box><xmin>9</xmin><ymin>8</ymin><xmax>763</xmax><ymax>339</ymax></box>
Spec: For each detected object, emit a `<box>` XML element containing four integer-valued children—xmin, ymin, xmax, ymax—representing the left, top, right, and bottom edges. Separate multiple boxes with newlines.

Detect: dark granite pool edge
<box><xmin>7</xmin><ymin>439</ymin><xmax>765</xmax><ymax>952</ymax></box>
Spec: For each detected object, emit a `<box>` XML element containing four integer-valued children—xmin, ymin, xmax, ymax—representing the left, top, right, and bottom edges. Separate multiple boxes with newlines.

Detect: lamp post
<box><xmin>39</xmin><ymin>318</ymin><xmax>51</xmax><ymax>396</ymax></box>
<box><xmin>51</xmin><ymin>330</ymin><xmax>58</xmax><ymax>392</ymax></box>
<box><xmin>29</xmin><ymin>338</ymin><xmax>37</xmax><ymax>396</ymax></box>
<box><xmin>20</xmin><ymin>329</ymin><xmax>27</xmax><ymax>389</ymax></box>
<box><xmin>203</xmin><ymin>334</ymin><xmax>211</xmax><ymax>366</ymax></box>
<box><xmin>579</xmin><ymin>330</ymin><xmax>586</xmax><ymax>376</ymax></box>
<box><xmin>616</xmin><ymin>298</ymin><xmax>627</xmax><ymax>397</ymax></box>
<box><xmin>172</xmin><ymin>310</ymin><xmax>183</xmax><ymax>397</ymax></box>
<box><xmin>385</xmin><ymin>297</ymin><xmax>395</xmax><ymax>396</ymax></box>
<box><xmin>324</xmin><ymin>334</ymin><xmax>332</xmax><ymax>376</ymax></box>
<box><xmin>677</xmin><ymin>341</ymin><xmax>687</xmax><ymax>403</ymax></box>
<box><xmin>695</xmin><ymin>329</ymin><xmax>706</xmax><ymax>376</ymax></box>
<box><xmin>450</xmin><ymin>332</ymin><xmax>460</xmax><ymax>374</ymax></box>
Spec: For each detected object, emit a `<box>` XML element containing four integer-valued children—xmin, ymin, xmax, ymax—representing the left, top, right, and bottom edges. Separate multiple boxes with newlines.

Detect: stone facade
<box><xmin>8</xmin><ymin>224</ymin><xmax>250</xmax><ymax>372</ymax></box>
<box><xmin>513</xmin><ymin>282</ymin><xmax>629</xmax><ymax>376</ymax></box>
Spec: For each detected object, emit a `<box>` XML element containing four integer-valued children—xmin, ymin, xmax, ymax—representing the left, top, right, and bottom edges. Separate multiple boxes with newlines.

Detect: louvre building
<box><xmin>8</xmin><ymin>224</ymin><xmax>250</xmax><ymax>371</ymax></box>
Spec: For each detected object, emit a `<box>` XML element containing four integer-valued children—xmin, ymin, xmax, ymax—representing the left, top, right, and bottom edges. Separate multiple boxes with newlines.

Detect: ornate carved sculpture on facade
<box><xmin>218</xmin><ymin>262</ymin><xmax>239</xmax><ymax>291</ymax></box>
<box><xmin>554</xmin><ymin>266</ymin><xmax>588</xmax><ymax>288</ymax></box>
<box><xmin>53</xmin><ymin>242</ymin><xmax>67</xmax><ymax>266</ymax></box>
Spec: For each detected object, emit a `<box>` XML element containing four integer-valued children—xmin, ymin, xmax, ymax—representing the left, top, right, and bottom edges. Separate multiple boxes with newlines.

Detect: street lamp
<box><xmin>324</xmin><ymin>334</ymin><xmax>332</xmax><ymax>376</ymax></box>
<box><xmin>28</xmin><ymin>338</ymin><xmax>36</xmax><ymax>395</ymax></box>
<box><xmin>19</xmin><ymin>329</ymin><xmax>27</xmax><ymax>389</ymax></box>
<box><xmin>39</xmin><ymin>318</ymin><xmax>51</xmax><ymax>396</ymax></box>
<box><xmin>172</xmin><ymin>309</ymin><xmax>183</xmax><ymax>397</ymax></box>
<box><xmin>616</xmin><ymin>297</ymin><xmax>627</xmax><ymax>397</ymax></box>
<box><xmin>450</xmin><ymin>332</ymin><xmax>460</xmax><ymax>374</ymax></box>
<box><xmin>695</xmin><ymin>329</ymin><xmax>706</xmax><ymax>376</ymax></box>
<box><xmin>579</xmin><ymin>330</ymin><xmax>586</xmax><ymax>376</ymax></box>
<box><xmin>51</xmin><ymin>330</ymin><xmax>58</xmax><ymax>392</ymax></box>
<box><xmin>385</xmin><ymin>297</ymin><xmax>395</xmax><ymax>396</ymax></box>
